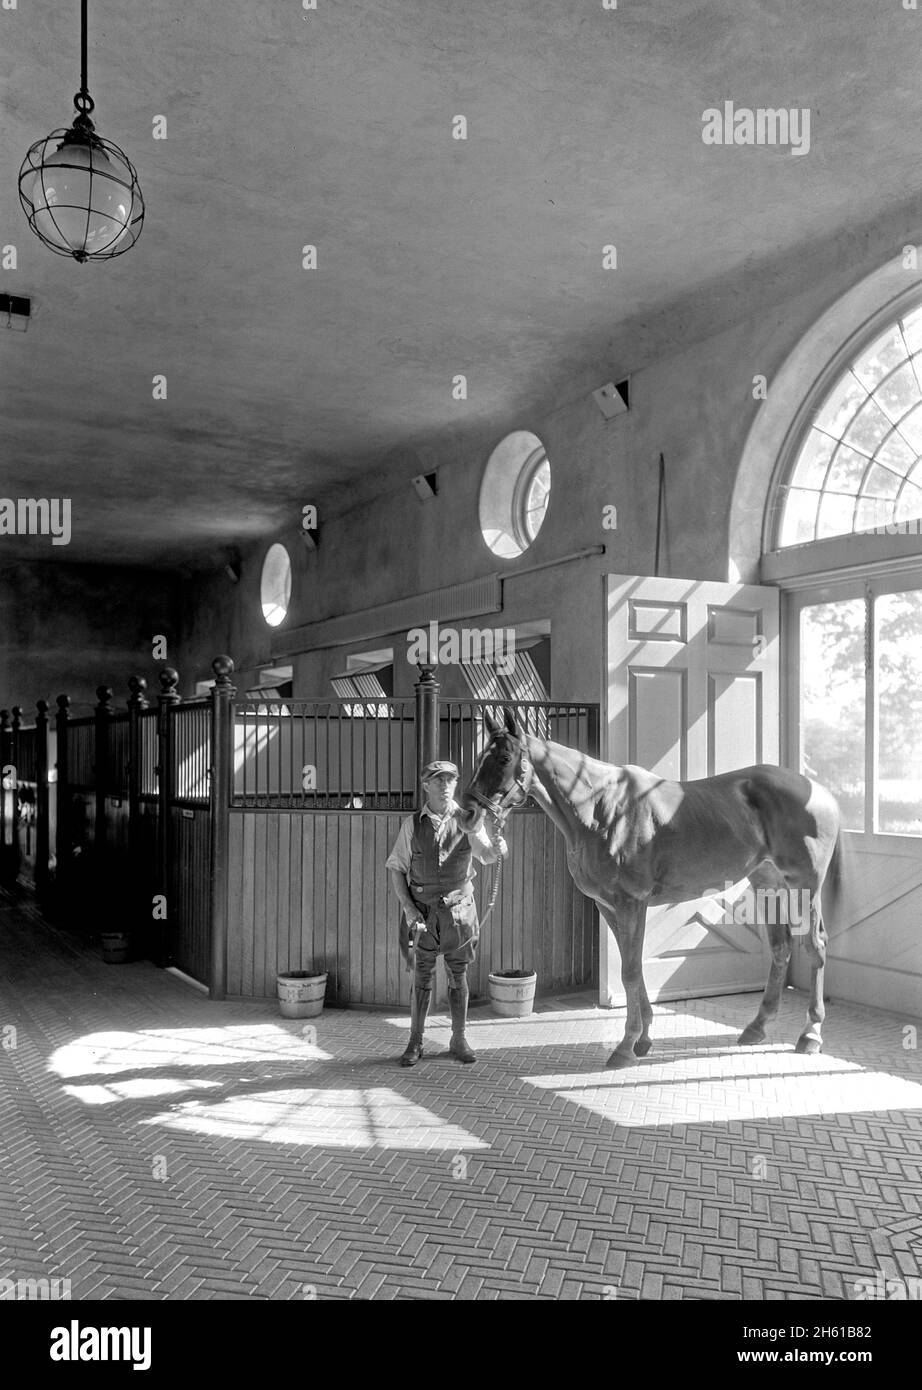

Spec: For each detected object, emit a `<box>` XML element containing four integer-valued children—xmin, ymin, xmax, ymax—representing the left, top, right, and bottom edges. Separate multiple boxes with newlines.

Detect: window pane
<box><xmin>791</xmin><ymin>430</ymin><xmax>836</xmax><ymax>489</ymax></box>
<box><xmin>895</xmin><ymin>482</ymin><xmax>922</xmax><ymax>524</ymax></box>
<box><xmin>816</xmin><ymin>491</ymin><xmax>855</xmax><ymax>539</ymax></box>
<box><xmin>842</xmin><ymin>397</ymin><xmax>894</xmax><ymax>457</ymax></box>
<box><xmin>801</xmin><ymin>599</ymin><xmax>866</xmax><ymax>830</ymax></box>
<box><xmin>852</xmin><ymin>325</ymin><xmax>907</xmax><ymax>389</ymax></box>
<box><xmin>814</xmin><ymin>372</ymin><xmax>867</xmax><ymax>437</ymax></box>
<box><xmin>896</xmin><ymin>401</ymin><xmax>922</xmax><ymax>454</ymax></box>
<box><xmin>876</xmin><ymin>590</ymin><xmax>922</xmax><ymax>834</ymax></box>
<box><xmin>874</xmin><ymin>429</ymin><xmax>917</xmax><ymax>475</ymax></box>
<box><xmin>864</xmin><ymin>462</ymin><xmax>902</xmax><ymax>498</ymax></box>
<box><xmin>778</xmin><ymin>488</ymin><xmax>820</xmax><ymax>546</ymax></box>
<box><xmin>873</xmin><ymin>360</ymin><xmax>921</xmax><ymax>423</ymax></box>
<box><xmin>825</xmin><ymin>445</ymin><xmax>870</xmax><ymax>494</ymax></box>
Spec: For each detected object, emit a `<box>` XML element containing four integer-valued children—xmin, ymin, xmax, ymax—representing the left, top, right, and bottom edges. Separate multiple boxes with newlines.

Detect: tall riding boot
<box><xmin>399</xmin><ymin>982</ymin><xmax>431</xmax><ymax>1067</ymax></box>
<box><xmin>448</xmin><ymin>978</ymin><xmax>476</xmax><ymax>1063</ymax></box>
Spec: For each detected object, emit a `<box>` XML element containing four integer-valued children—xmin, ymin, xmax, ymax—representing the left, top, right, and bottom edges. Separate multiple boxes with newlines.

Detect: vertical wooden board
<box><xmin>302</xmin><ymin>815</ymin><xmax>316</xmax><ymax>976</ymax></box>
<box><xmin>316</xmin><ymin>814</ymin><xmax>333</xmax><ymax>989</ymax></box>
<box><xmin>396</xmin><ymin>813</ymin><xmax>410</xmax><ymax>1006</ymax></box>
<box><xmin>359</xmin><ymin>816</ymin><xmax>373</xmax><ymax>1001</ymax></box>
<box><xmin>252</xmin><ymin>813</ymin><xmax>268</xmax><ymax>997</ymax></box>
<box><xmin>312</xmin><ymin>814</ymin><xmax>328</xmax><ymax>981</ymax></box>
<box><xmin>380</xmin><ymin>817</ymin><xmax>394</xmax><ymax>1004</ymax></box>
<box><xmin>373</xmin><ymin>819</ymin><xmax>386</xmax><ymax>1002</ymax></box>
<box><xmin>227</xmin><ymin>815</ymin><xmax>242</xmax><ymax>995</ymax></box>
<box><xmin>276</xmin><ymin>814</ymin><xmax>291</xmax><ymax>974</ymax></box>
<box><xmin>197</xmin><ymin>816</ymin><xmax>210</xmax><ymax>984</ymax></box>
<box><xmin>265</xmin><ymin>813</ymin><xmax>279</xmax><ymax>986</ymax></box>
<box><xmin>288</xmin><ymin>811</ymin><xmax>301</xmax><ymax>969</ymax></box>
<box><xmin>384</xmin><ymin>816</ymin><xmax>395</xmax><ymax>1003</ymax></box>
<box><xmin>370</xmin><ymin>817</ymin><xmax>384</xmax><ymax>1004</ymax></box>
<box><xmin>329</xmin><ymin>817</ymin><xmax>343</xmax><ymax>1000</ymax></box>
<box><xmin>521</xmin><ymin>816</ymin><xmax>540</xmax><ymax>981</ymax></box>
<box><xmin>519</xmin><ymin>814</ymin><xmax>536</xmax><ymax>978</ymax></box>
<box><xmin>329</xmin><ymin>816</ymin><xmax>343</xmax><ymax>1001</ymax></box>
<box><xmin>314</xmin><ymin>815</ymin><xmax>327</xmax><ymax>980</ymax></box>
<box><xmin>349</xmin><ymin>816</ymin><xmax>363</xmax><ymax>1003</ymax></box>
<box><xmin>536</xmin><ymin>817</ymin><xmax>550</xmax><ymax>984</ymax></box>
<box><xmin>552</xmin><ymin>820</ymin><xmax>569</xmax><ymax>990</ymax></box>
<box><xmin>241</xmin><ymin>812</ymin><xmax>256</xmax><ymax>997</ymax></box>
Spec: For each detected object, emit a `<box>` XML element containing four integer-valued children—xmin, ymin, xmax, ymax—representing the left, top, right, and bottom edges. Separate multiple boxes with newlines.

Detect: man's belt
<box><xmin>409</xmin><ymin>883</ymin><xmax>475</xmax><ymax>909</ymax></box>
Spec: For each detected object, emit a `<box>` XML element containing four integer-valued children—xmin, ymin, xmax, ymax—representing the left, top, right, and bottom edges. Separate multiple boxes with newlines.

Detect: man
<box><xmin>386</xmin><ymin>760</ymin><xmax>507</xmax><ymax>1067</ymax></box>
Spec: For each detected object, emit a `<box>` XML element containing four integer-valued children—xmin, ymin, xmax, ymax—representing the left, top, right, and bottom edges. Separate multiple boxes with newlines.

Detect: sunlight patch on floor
<box><xmin>62</xmin><ymin>1076</ymin><xmax>224</xmax><ymax>1106</ymax></box>
<box><xmin>525</xmin><ymin>1054</ymin><xmax>922</xmax><ymax>1127</ymax></box>
<box><xmin>139</xmin><ymin>1086</ymin><xmax>492</xmax><ymax>1149</ymax></box>
<box><xmin>49</xmin><ymin>1024</ymin><xmax>332</xmax><ymax>1078</ymax></box>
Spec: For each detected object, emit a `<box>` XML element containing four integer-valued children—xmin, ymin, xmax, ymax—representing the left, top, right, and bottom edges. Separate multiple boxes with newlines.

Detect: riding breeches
<box><xmin>411</xmin><ymin>893</ymin><xmax>479</xmax><ymax>986</ymax></box>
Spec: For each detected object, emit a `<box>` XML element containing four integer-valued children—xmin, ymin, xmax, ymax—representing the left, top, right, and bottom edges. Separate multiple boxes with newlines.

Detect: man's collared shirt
<box><xmin>385</xmin><ymin>799</ymin><xmax>500</xmax><ymax>875</ymax></box>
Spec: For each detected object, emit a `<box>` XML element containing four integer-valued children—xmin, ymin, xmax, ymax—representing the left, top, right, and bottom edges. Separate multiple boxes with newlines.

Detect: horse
<box><xmin>460</xmin><ymin>708</ymin><xmax>842</xmax><ymax>1070</ymax></box>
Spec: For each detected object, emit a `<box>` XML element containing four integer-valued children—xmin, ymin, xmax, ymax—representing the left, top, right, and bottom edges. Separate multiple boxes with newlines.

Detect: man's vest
<box><xmin>408</xmin><ymin>809</ymin><xmax>475</xmax><ymax>905</ymax></box>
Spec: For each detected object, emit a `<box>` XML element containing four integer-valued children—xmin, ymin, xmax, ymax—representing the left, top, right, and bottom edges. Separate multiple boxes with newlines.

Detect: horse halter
<box><xmin>467</xmin><ymin>736</ymin><xmax>534</xmax><ymax>829</ymax></box>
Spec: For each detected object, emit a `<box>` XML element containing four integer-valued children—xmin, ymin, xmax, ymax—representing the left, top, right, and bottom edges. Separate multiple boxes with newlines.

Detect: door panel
<box><xmin>603</xmin><ymin>575</ymin><xmax>780</xmax><ymax>1004</ymax></box>
<box><xmin>787</xmin><ymin>577</ymin><xmax>922</xmax><ymax>1015</ymax></box>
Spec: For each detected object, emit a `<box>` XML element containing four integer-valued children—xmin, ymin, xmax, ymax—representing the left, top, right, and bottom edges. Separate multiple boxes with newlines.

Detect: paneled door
<box><xmin>602</xmin><ymin>575</ymin><xmax>780</xmax><ymax>1004</ymax></box>
<box><xmin>785</xmin><ymin>574</ymin><xmax>922</xmax><ymax>1016</ymax></box>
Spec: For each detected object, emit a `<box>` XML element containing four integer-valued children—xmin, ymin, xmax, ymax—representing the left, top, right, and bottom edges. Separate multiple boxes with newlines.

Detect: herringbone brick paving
<box><xmin>0</xmin><ymin>895</ymin><xmax>920</xmax><ymax>1300</ymax></box>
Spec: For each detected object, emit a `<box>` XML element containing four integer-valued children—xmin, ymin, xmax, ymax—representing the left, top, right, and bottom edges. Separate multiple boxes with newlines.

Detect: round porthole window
<box><xmin>479</xmin><ymin>430</ymin><xmax>551</xmax><ymax>558</ymax></box>
<box><xmin>260</xmin><ymin>543</ymin><xmax>291</xmax><ymax>627</ymax></box>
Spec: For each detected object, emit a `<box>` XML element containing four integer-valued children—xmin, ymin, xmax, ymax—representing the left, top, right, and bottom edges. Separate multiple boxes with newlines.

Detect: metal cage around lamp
<box><xmin>17</xmin><ymin>1</ymin><xmax>145</xmax><ymax>264</ymax></box>
<box><xmin>18</xmin><ymin>115</ymin><xmax>144</xmax><ymax>263</ymax></box>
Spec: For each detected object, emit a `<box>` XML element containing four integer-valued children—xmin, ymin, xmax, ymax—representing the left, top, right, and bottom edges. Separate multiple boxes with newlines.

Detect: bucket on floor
<box><xmin>277</xmin><ymin>971</ymin><xmax>327</xmax><ymax>1019</ymax></box>
<box><xmin>101</xmin><ymin>931</ymin><xmax>131</xmax><ymax>964</ymax></box>
<box><xmin>488</xmin><ymin>970</ymin><xmax>537</xmax><ymax>1018</ymax></box>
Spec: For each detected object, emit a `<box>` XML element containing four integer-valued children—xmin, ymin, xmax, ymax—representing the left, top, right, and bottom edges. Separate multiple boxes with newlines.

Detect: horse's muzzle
<box><xmin>456</xmin><ymin>796</ymin><xmax>488</xmax><ymax>832</ymax></box>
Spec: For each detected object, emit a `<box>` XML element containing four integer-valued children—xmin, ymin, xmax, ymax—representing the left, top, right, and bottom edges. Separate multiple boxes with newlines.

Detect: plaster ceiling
<box><xmin>0</xmin><ymin>0</ymin><xmax>920</xmax><ymax>567</ymax></box>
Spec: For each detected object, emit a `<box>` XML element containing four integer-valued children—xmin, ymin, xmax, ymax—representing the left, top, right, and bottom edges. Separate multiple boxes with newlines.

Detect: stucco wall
<box><xmin>172</xmin><ymin>244</ymin><xmax>918</xmax><ymax>705</ymax></box>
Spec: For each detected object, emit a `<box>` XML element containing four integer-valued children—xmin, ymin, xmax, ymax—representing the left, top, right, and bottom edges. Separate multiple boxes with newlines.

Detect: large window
<box><xmin>795</xmin><ymin>578</ymin><xmax>922</xmax><ymax>837</ymax></box>
<box><xmin>775</xmin><ymin>304</ymin><xmax>922</xmax><ymax>548</ymax></box>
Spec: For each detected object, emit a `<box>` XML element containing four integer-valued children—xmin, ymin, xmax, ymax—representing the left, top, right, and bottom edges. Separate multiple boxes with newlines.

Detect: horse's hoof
<box><xmin>738</xmin><ymin>1026</ymin><xmax>765</xmax><ymax>1046</ymax></box>
<box><xmin>605</xmin><ymin>1050</ymin><xmax>636</xmax><ymax>1070</ymax></box>
<box><xmin>633</xmin><ymin>1037</ymin><xmax>652</xmax><ymax>1057</ymax></box>
<box><xmin>794</xmin><ymin>1034</ymin><xmax>822</xmax><ymax>1055</ymax></box>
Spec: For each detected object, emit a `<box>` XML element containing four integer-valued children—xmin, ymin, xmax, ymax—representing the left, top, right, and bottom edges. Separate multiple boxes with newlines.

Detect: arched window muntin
<box><xmin>764</xmin><ymin>282</ymin><xmax>922</xmax><ymax>565</ymax></box>
<box><xmin>511</xmin><ymin>445</ymin><xmax>551</xmax><ymax>550</ymax></box>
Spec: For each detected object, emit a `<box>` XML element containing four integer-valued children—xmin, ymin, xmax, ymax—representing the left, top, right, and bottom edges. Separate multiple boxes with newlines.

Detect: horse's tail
<box><xmin>821</xmin><ymin>823</ymin><xmax>850</xmax><ymax>927</ymax></box>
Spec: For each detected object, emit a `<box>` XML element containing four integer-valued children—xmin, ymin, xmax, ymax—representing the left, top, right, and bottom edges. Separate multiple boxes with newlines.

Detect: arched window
<box><xmin>773</xmin><ymin>304</ymin><xmax>922</xmax><ymax>549</ymax></box>
<box><xmin>260</xmin><ymin>543</ymin><xmax>291</xmax><ymax>628</ymax></box>
<box><xmin>479</xmin><ymin>431</ymin><xmax>551</xmax><ymax>558</ymax></box>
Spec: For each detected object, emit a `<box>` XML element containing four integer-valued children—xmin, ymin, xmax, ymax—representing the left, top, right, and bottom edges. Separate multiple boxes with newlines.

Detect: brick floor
<box><xmin>0</xmin><ymin>894</ymin><xmax>920</xmax><ymax>1300</ymax></box>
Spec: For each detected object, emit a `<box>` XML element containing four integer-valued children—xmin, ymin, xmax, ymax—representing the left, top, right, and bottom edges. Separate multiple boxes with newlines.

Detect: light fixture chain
<box><xmin>81</xmin><ymin>0</ymin><xmax>88</xmax><ymax>98</ymax></box>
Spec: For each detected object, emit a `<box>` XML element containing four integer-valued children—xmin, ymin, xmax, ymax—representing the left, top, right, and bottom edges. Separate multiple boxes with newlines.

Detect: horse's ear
<box><xmin>504</xmin><ymin>706</ymin><xmax>520</xmax><ymax>737</ymax></box>
<box><xmin>483</xmin><ymin>709</ymin><xmax>501</xmax><ymax>736</ymax></box>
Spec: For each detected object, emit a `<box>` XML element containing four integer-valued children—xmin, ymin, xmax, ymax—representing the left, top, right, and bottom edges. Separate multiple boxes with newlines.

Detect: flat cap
<box><xmin>421</xmin><ymin>760</ymin><xmax>460</xmax><ymax>780</ymax></box>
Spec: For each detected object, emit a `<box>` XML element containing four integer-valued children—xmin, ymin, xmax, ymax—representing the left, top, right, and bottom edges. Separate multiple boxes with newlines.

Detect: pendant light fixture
<box><xmin>18</xmin><ymin>0</ymin><xmax>144</xmax><ymax>263</ymax></box>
